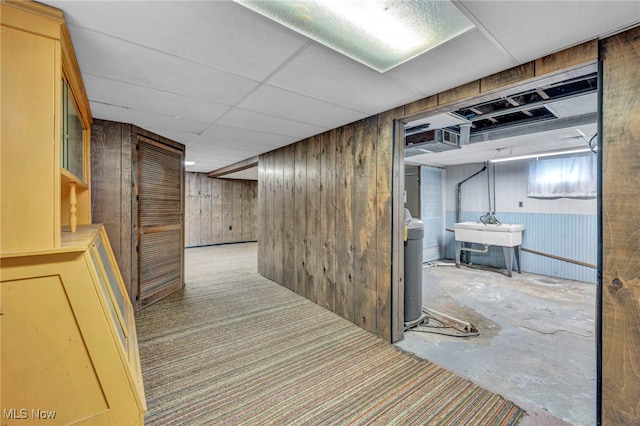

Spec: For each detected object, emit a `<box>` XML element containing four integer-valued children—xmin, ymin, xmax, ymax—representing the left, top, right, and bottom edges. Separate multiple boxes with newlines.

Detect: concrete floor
<box><xmin>394</xmin><ymin>262</ymin><xmax>596</xmax><ymax>426</ymax></box>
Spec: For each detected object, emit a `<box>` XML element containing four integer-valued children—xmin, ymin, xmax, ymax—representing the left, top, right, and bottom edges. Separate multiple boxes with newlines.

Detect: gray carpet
<box><xmin>135</xmin><ymin>243</ymin><xmax>525</xmax><ymax>425</ymax></box>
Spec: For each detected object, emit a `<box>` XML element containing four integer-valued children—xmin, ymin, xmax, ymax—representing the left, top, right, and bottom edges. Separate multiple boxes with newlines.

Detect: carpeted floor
<box><xmin>136</xmin><ymin>243</ymin><xmax>525</xmax><ymax>425</ymax></box>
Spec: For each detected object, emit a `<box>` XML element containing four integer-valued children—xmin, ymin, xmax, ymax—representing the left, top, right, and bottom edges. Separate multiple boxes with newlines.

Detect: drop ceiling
<box><xmin>41</xmin><ymin>1</ymin><xmax>639</xmax><ymax>174</ymax></box>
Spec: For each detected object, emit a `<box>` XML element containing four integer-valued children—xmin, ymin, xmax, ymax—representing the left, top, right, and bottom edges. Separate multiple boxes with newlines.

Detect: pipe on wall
<box><xmin>456</xmin><ymin>164</ymin><xmax>487</xmax><ymax>263</ymax></box>
<box><xmin>456</xmin><ymin>163</ymin><xmax>487</xmax><ymax>223</ymax></box>
<box><xmin>461</xmin><ymin>244</ymin><xmax>490</xmax><ymax>254</ymax></box>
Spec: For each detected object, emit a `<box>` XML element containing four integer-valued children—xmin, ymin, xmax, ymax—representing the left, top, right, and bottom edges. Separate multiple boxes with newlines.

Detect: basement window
<box><xmin>528</xmin><ymin>154</ymin><xmax>596</xmax><ymax>198</ymax></box>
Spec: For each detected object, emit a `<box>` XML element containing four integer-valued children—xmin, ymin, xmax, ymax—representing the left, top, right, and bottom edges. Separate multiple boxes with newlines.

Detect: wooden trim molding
<box><xmin>403</xmin><ymin>40</ymin><xmax>598</xmax><ymax>122</ymax></box>
<box><xmin>481</xmin><ymin>62</ymin><xmax>535</xmax><ymax>93</ymax></box>
<box><xmin>391</xmin><ymin>118</ymin><xmax>406</xmax><ymax>343</ymax></box>
<box><xmin>208</xmin><ymin>156</ymin><xmax>259</xmax><ymax>178</ymax></box>
<box><xmin>599</xmin><ymin>26</ymin><xmax>640</xmax><ymax>426</ymax></box>
<box><xmin>535</xmin><ymin>40</ymin><xmax>598</xmax><ymax>76</ymax></box>
<box><xmin>61</xmin><ymin>24</ymin><xmax>92</xmax><ymax>128</ymax></box>
<box><xmin>1</xmin><ymin>1</ymin><xmax>64</xmax><ymax>38</ymax></box>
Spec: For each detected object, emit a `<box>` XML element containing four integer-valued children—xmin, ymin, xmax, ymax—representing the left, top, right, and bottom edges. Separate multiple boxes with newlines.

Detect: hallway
<box><xmin>135</xmin><ymin>243</ymin><xmax>525</xmax><ymax>424</ymax></box>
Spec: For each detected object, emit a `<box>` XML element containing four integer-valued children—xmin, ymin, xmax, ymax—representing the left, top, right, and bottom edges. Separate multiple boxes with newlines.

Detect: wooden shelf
<box><xmin>61</xmin><ymin>167</ymin><xmax>89</xmax><ymax>189</ymax></box>
<box><xmin>1</xmin><ymin>224</ymin><xmax>103</xmax><ymax>258</ymax></box>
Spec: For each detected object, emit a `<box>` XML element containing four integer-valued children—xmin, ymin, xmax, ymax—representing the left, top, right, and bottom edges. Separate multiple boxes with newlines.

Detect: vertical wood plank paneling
<box><xmin>186</xmin><ymin>172</ymin><xmax>201</xmax><ymax>247</ymax></box>
<box><xmin>335</xmin><ymin>124</ymin><xmax>355</xmax><ymax>323</ymax></box>
<box><xmin>601</xmin><ymin>27</ymin><xmax>640</xmax><ymax>426</ymax></box>
<box><xmin>91</xmin><ymin>121</ymin><xmax>123</xmax><ymax>261</ymax></box>
<box><xmin>253</xmin><ymin>40</ymin><xmax>605</xmax><ymax>342</ymax></box>
<box><xmin>91</xmin><ymin>120</ymin><xmax>137</xmax><ymax>300</ymax></box>
<box><xmin>222</xmin><ymin>179</ymin><xmax>233</xmax><ymax>243</ymax></box>
<box><xmin>353</xmin><ymin>116</ymin><xmax>378</xmax><ymax>334</ymax></box>
<box><xmin>282</xmin><ymin>144</ymin><xmax>296</xmax><ymax>290</ymax></box>
<box><xmin>211</xmin><ymin>177</ymin><xmax>223</xmax><ymax>243</ymax></box>
<box><xmin>180</xmin><ymin>175</ymin><xmax>257</xmax><ymax>246</ymax></box>
<box><xmin>320</xmin><ymin>130</ymin><xmax>336</xmax><ymax>311</ymax></box>
<box><xmin>130</xmin><ymin>126</ymin><xmax>139</xmax><ymax>306</ymax></box>
<box><xmin>263</xmin><ymin>154</ymin><xmax>275</xmax><ymax>279</ymax></box>
<box><xmin>272</xmin><ymin>149</ymin><xmax>285</xmax><ymax>284</ymax></box>
<box><xmin>200</xmin><ymin>173</ymin><xmax>212</xmax><ymax>246</ymax></box>
<box><xmin>120</xmin><ymin>124</ymin><xmax>132</xmax><ymax>299</ymax></box>
<box><xmin>257</xmin><ymin>156</ymin><xmax>266</xmax><ymax>275</ymax></box>
<box><xmin>250</xmin><ymin>180</ymin><xmax>258</xmax><ymax>241</ymax></box>
<box><xmin>294</xmin><ymin>141</ymin><xmax>308</xmax><ymax>297</ymax></box>
<box><xmin>258</xmin><ymin>117</ymin><xmax>396</xmax><ymax>341</ymax></box>
<box><xmin>241</xmin><ymin>182</ymin><xmax>251</xmax><ymax>241</ymax></box>
<box><xmin>391</xmin><ymin>119</ymin><xmax>405</xmax><ymax>343</ymax></box>
<box><xmin>232</xmin><ymin>181</ymin><xmax>242</xmax><ymax>242</ymax></box>
<box><xmin>184</xmin><ymin>172</ymin><xmax>192</xmax><ymax>246</ymax></box>
<box><xmin>376</xmin><ymin>108</ymin><xmax>402</xmax><ymax>342</ymax></box>
<box><xmin>305</xmin><ymin>135</ymin><xmax>321</xmax><ymax>304</ymax></box>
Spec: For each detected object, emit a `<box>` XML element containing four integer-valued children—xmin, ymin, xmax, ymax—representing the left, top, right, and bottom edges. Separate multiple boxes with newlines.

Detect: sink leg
<box><xmin>455</xmin><ymin>241</ymin><xmax>462</xmax><ymax>266</ymax></box>
<box><xmin>515</xmin><ymin>245</ymin><xmax>522</xmax><ymax>273</ymax></box>
<box><xmin>503</xmin><ymin>246</ymin><xmax>513</xmax><ymax>277</ymax></box>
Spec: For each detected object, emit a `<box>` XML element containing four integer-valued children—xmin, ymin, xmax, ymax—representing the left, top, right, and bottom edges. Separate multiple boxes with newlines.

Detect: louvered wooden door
<box><xmin>137</xmin><ymin>137</ymin><xmax>184</xmax><ymax>308</ymax></box>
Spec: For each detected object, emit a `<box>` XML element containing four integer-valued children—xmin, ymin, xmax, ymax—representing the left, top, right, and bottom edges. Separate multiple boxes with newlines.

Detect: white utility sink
<box><xmin>454</xmin><ymin>222</ymin><xmax>525</xmax><ymax>247</ymax></box>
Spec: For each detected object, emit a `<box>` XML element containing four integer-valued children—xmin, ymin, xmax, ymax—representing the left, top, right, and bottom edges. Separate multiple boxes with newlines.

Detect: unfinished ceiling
<box><xmin>41</xmin><ymin>1</ymin><xmax>639</xmax><ymax>173</ymax></box>
<box><xmin>405</xmin><ymin>73</ymin><xmax>599</xmax><ymax>166</ymax></box>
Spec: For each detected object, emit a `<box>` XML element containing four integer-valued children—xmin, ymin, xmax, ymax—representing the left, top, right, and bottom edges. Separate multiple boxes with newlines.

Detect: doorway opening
<box><xmin>396</xmin><ymin>72</ymin><xmax>599</xmax><ymax>425</ymax></box>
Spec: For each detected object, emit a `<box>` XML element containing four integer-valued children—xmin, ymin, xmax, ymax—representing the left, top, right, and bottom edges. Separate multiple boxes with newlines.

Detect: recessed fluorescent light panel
<box><xmin>234</xmin><ymin>0</ymin><xmax>475</xmax><ymax>72</ymax></box>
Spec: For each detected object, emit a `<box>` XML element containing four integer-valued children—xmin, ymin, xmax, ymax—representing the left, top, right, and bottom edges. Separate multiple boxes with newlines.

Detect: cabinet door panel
<box><xmin>1</xmin><ymin>26</ymin><xmax>59</xmax><ymax>251</ymax></box>
<box><xmin>1</xmin><ymin>274</ymin><xmax>109</xmax><ymax>423</ymax></box>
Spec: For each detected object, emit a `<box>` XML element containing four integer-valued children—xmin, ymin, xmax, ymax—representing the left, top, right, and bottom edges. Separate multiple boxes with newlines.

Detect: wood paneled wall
<box><xmin>257</xmin><ymin>40</ymin><xmax>604</xmax><ymax>345</ymax></box>
<box><xmin>185</xmin><ymin>173</ymin><xmax>257</xmax><ymax>247</ymax></box>
<box><xmin>259</xmin><ymin>110</ymin><xmax>402</xmax><ymax>342</ymax></box>
<box><xmin>91</xmin><ymin>120</ymin><xmax>134</xmax><ymax>301</ymax></box>
<box><xmin>91</xmin><ymin>119</ymin><xmax>185</xmax><ymax>308</ymax></box>
<box><xmin>600</xmin><ymin>26</ymin><xmax>640</xmax><ymax>425</ymax></box>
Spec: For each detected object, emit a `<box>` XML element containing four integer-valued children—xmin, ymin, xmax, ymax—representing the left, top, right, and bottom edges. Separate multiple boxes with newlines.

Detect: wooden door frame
<box><xmin>391</xmin><ymin>61</ymin><xmax>601</xmax><ymax>349</ymax></box>
<box><xmin>391</xmin><ymin>119</ymin><xmax>406</xmax><ymax>343</ymax></box>
<box><xmin>403</xmin><ymin>164</ymin><xmax>421</xmax><ymax>219</ymax></box>
<box><xmin>599</xmin><ymin>27</ymin><xmax>640</xmax><ymax>425</ymax></box>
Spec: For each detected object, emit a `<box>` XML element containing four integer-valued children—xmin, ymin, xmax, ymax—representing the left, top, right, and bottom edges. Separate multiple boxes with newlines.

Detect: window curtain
<box><xmin>528</xmin><ymin>154</ymin><xmax>597</xmax><ymax>198</ymax></box>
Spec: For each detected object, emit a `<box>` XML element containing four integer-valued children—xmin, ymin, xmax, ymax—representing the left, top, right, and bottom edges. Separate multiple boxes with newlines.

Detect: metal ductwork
<box><xmin>405</xmin><ymin>128</ymin><xmax>461</xmax><ymax>157</ymax></box>
<box><xmin>403</xmin><ymin>73</ymin><xmax>598</xmax><ymax>159</ymax></box>
<box><xmin>459</xmin><ymin>122</ymin><xmax>471</xmax><ymax>146</ymax></box>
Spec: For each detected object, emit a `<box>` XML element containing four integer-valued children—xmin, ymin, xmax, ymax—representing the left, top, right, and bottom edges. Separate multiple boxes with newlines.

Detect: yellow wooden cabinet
<box><xmin>1</xmin><ymin>226</ymin><xmax>146</xmax><ymax>424</ymax></box>
<box><xmin>1</xmin><ymin>0</ymin><xmax>91</xmax><ymax>254</ymax></box>
<box><xmin>1</xmin><ymin>2</ymin><xmax>146</xmax><ymax>423</ymax></box>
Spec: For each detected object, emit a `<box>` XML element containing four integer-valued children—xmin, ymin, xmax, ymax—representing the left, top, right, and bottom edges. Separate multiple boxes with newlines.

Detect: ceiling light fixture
<box><xmin>185</xmin><ymin>161</ymin><xmax>196</xmax><ymax>166</ymax></box>
<box><xmin>234</xmin><ymin>0</ymin><xmax>475</xmax><ymax>72</ymax></box>
<box><xmin>489</xmin><ymin>147</ymin><xmax>592</xmax><ymax>163</ymax></box>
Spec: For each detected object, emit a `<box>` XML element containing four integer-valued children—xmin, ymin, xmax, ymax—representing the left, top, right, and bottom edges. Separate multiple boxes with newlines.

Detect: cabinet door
<box><xmin>1</xmin><ymin>26</ymin><xmax>59</xmax><ymax>252</ymax></box>
<box><xmin>137</xmin><ymin>137</ymin><xmax>184</xmax><ymax>308</ymax></box>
